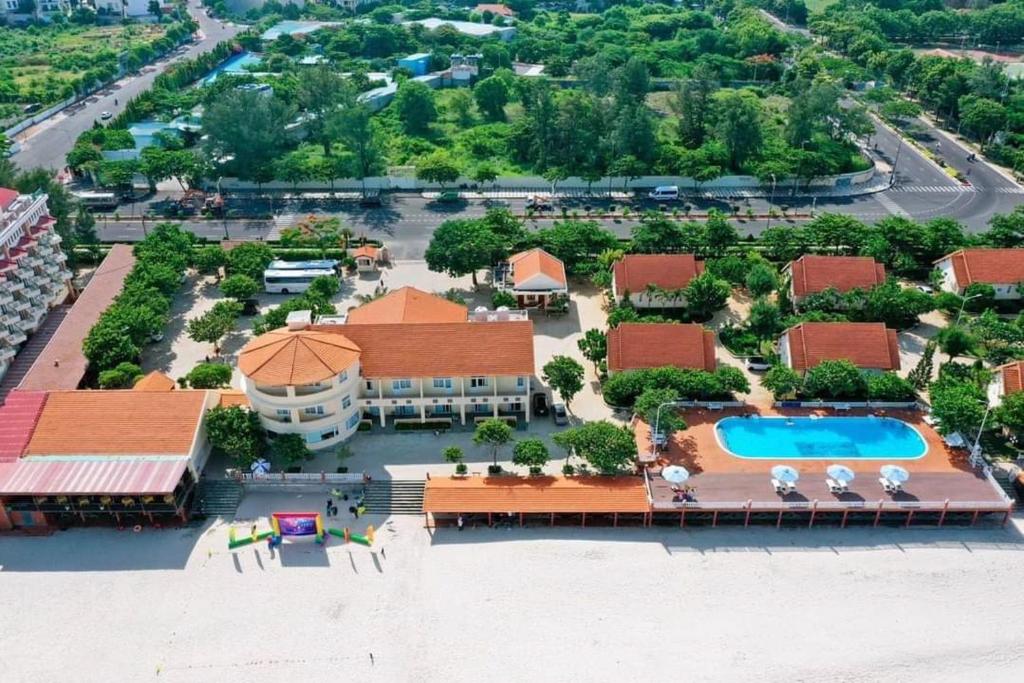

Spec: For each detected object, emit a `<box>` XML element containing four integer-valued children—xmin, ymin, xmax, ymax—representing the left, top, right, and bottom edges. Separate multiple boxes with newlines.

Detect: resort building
<box><xmin>611</xmin><ymin>254</ymin><xmax>705</xmax><ymax>309</ymax></box>
<box><xmin>0</xmin><ymin>389</ymin><xmax>218</xmax><ymax>530</ymax></box>
<box><xmin>237</xmin><ymin>312</ymin><xmax>535</xmax><ymax>449</ymax></box>
<box><xmin>0</xmin><ymin>189</ymin><xmax>73</xmax><ymax>383</ymax></box>
<box><xmin>988</xmin><ymin>360</ymin><xmax>1024</xmax><ymax>407</ymax></box>
<box><xmin>495</xmin><ymin>248</ymin><xmax>568</xmax><ymax>309</ymax></box>
<box><xmin>607</xmin><ymin>323</ymin><xmax>716</xmax><ymax>374</ymax></box>
<box><xmin>934</xmin><ymin>248</ymin><xmax>1024</xmax><ymax>299</ymax></box>
<box><xmin>474</xmin><ymin>3</ymin><xmax>516</xmax><ymax>17</ymax></box>
<box><xmin>346</xmin><ymin>287</ymin><xmax>467</xmax><ymax>324</ymax></box>
<box><xmin>784</xmin><ymin>255</ymin><xmax>886</xmax><ymax>304</ymax></box>
<box><xmin>778</xmin><ymin>322</ymin><xmax>901</xmax><ymax>373</ymax></box>
<box><xmin>407</xmin><ymin>17</ymin><xmax>518</xmax><ymax>40</ymax></box>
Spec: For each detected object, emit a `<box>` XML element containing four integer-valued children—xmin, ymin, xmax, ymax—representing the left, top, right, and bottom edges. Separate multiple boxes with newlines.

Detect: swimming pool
<box><xmin>202</xmin><ymin>52</ymin><xmax>263</xmax><ymax>84</ymax></box>
<box><xmin>715</xmin><ymin>416</ymin><xmax>927</xmax><ymax>460</ymax></box>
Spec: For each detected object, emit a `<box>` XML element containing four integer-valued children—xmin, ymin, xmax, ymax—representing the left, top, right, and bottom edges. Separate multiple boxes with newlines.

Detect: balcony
<box><xmin>7</xmin><ymin>279</ymin><xmax>25</xmax><ymax>293</ymax></box>
<box><xmin>0</xmin><ymin>291</ymin><xmax>12</xmax><ymax>306</ymax></box>
<box><xmin>1</xmin><ymin>312</ymin><xmax>19</xmax><ymax>327</ymax></box>
<box><xmin>297</xmin><ymin>411</ymin><xmax>339</xmax><ymax>426</ymax></box>
<box><xmin>18</xmin><ymin>318</ymin><xmax>38</xmax><ymax>332</ymax></box>
<box><xmin>3</xmin><ymin>329</ymin><xmax>27</xmax><ymax>345</ymax></box>
<box><xmin>11</xmin><ymin>299</ymin><xmax>29</xmax><ymax>312</ymax></box>
<box><xmin>0</xmin><ymin>345</ymin><xmax>15</xmax><ymax>362</ymax></box>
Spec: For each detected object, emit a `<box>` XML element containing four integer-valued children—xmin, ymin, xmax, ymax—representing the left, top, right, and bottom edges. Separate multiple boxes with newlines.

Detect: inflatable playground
<box><xmin>228</xmin><ymin>511</ymin><xmax>374</xmax><ymax>550</ymax></box>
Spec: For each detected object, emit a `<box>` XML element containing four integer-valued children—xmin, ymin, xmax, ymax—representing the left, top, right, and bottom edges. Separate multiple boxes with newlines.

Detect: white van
<box><xmin>648</xmin><ymin>186</ymin><xmax>679</xmax><ymax>201</ymax></box>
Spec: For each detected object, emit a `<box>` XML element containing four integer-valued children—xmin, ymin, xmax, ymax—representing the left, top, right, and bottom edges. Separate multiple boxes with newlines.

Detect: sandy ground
<box><xmin>1</xmin><ymin>498</ymin><xmax>1023</xmax><ymax>683</ymax></box>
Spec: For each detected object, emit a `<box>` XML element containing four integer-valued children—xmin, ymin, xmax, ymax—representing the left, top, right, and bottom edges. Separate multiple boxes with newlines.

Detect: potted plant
<box><xmin>443</xmin><ymin>446</ymin><xmax>466</xmax><ymax>476</ymax></box>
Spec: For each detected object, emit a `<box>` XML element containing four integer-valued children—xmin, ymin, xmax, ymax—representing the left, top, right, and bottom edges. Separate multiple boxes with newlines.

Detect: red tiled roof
<box><xmin>19</xmin><ymin>244</ymin><xmax>135</xmax><ymax>391</ymax></box>
<box><xmin>0</xmin><ymin>391</ymin><xmax>47</xmax><ymax>462</ymax></box>
<box><xmin>346</xmin><ymin>287</ymin><xmax>467</xmax><ymax>324</ymax></box>
<box><xmin>352</xmin><ymin>245</ymin><xmax>379</xmax><ymax>260</ymax></box>
<box><xmin>475</xmin><ymin>3</ymin><xmax>516</xmax><ymax>16</ymax></box>
<box><xmin>607</xmin><ymin>323</ymin><xmax>716</xmax><ymax>373</ymax></box>
<box><xmin>422</xmin><ymin>476</ymin><xmax>649</xmax><ymax>514</ymax></box>
<box><xmin>998</xmin><ymin>361</ymin><xmax>1024</xmax><ymax>396</ymax></box>
<box><xmin>508</xmin><ymin>248</ymin><xmax>567</xmax><ymax>288</ymax></box>
<box><xmin>612</xmin><ymin>254</ymin><xmax>705</xmax><ymax>294</ymax></box>
<box><xmin>238</xmin><ymin>329</ymin><xmax>361</xmax><ymax>385</ymax></box>
<box><xmin>788</xmin><ymin>255</ymin><xmax>886</xmax><ymax>297</ymax></box>
<box><xmin>784</xmin><ymin>322</ymin><xmax>900</xmax><ymax>372</ymax></box>
<box><xmin>0</xmin><ymin>187</ymin><xmax>18</xmax><ymax>211</ymax></box>
<box><xmin>329</xmin><ymin>321</ymin><xmax>535</xmax><ymax>378</ymax></box>
<box><xmin>941</xmin><ymin>249</ymin><xmax>1024</xmax><ymax>288</ymax></box>
<box><xmin>133</xmin><ymin>371</ymin><xmax>177</xmax><ymax>392</ymax></box>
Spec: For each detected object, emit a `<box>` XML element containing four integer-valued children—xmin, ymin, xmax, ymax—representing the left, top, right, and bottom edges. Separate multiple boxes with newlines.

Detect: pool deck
<box><xmin>637</xmin><ymin>406</ymin><xmax>1013</xmax><ymax>522</ymax></box>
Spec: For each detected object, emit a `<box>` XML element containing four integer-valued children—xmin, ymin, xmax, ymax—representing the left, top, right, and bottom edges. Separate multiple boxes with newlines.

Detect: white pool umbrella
<box><xmin>826</xmin><ymin>465</ymin><xmax>856</xmax><ymax>483</ymax></box>
<box><xmin>250</xmin><ymin>458</ymin><xmax>271</xmax><ymax>475</ymax></box>
<box><xmin>661</xmin><ymin>465</ymin><xmax>690</xmax><ymax>485</ymax></box>
<box><xmin>880</xmin><ymin>465</ymin><xmax>910</xmax><ymax>484</ymax></box>
<box><xmin>771</xmin><ymin>465</ymin><xmax>800</xmax><ymax>484</ymax></box>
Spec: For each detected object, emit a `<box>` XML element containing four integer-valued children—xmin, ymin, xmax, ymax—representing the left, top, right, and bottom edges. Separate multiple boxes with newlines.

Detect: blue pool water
<box><xmin>202</xmin><ymin>52</ymin><xmax>263</xmax><ymax>84</ymax></box>
<box><xmin>715</xmin><ymin>416</ymin><xmax>927</xmax><ymax>460</ymax></box>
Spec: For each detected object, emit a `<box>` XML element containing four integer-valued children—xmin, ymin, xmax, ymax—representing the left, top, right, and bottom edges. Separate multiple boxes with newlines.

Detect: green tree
<box><xmin>474</xmin><ymin>75</ymin><xmax>510</xmax><ymax>121</ymax></box>
<box><xmin>98</xmin><ymin>362</ymin><xmax>144</xmax><ymax>389</ymax></box>
<box><xmin>194</xmin><ymin>245</ymin><xmax>227</xmax><ymax>276</ymax></box>
<box><xmin>416</xmin><ymin>151</ymin><xmax>462</xmax><ymax>189</ymax></box>
<box><xmin>577</xmin><ymin>329</ymin><xmax>607</xmax><ymax>371</ymax></box>
<box><xmin>536</xmin><ymin>220</ymin><xmax>618</xmax><ymax>275</ymax></box>
<box><xmin>84</xmin><ymin>318</ymin><xmax>142</xmax><ymax>371</ymax></box>
<box><xmin>542</xmin><ymin>355</ymin><xmax>585</xmax><ymax>407</ymax></box>
<box><xmin>220</xmin><ymin>274</ymin><xmax>260</xmax><ymax>301</ymax></box>
<box><xmin>271</xmin><ymin>433</ymin><xmax>310</xmax><ymax>468</ymax></box>
<box><xmin>227</xmin><ymin>242</ymin><xmax>274</xmax><ymax>281</ymax></box>
<box><xmin>713</xmin><ymin>89</ymin><xmax>763</xmax><ymax>169</ymax></box>
<box><xmin>187</xmin><ymin>300</ymin><xmax>242</xmax><ymax>354</ymax></box>
<box><xmin>806</xmin><ymin>214</ymin><xmax>867</xmax><ymax>255</ymax></box>
<box><xmin>760</xmin><ymin>364</ymin><xmax>802</xmax><ymax>399</ymax></box>
<box><xmin>492</xmin><ymin>290</ymin><xmax>517</xmax><ymax>308</ymax></box>
<box><xmin>633</xmin><ymin>387</ymin><xmax>686</xmax><ymax>441</ymax></box>
<box><xmin>443</xmin><ymin>445</ymin><xmax>466</xmax><ymax>475</ymax></box>
<box><xmin>184</xmin><ymin>362</ymin><xmax>234</xmax><ymax>389</ymax></box>
<box><xmin>552</xmin><ymin>421</ymin><xmax>636</xmax><ymax>474</ymax></box>
<box><xmin>472</xmin><ymin>162</ymin><xmax>499</xmax><ymax>188</ymax></box>
<box><xmin>747</xmin><ymin>298</ymin><xmax>783</xmax><ymax>339</ymax></box>
<box><xmin>702</xmin><ymin>211</ymin><xmax>739</xmax><ymax>259</ymax></box>
<box><xmin>330</xmin><ymin>103</ymin><xmax>384</xmax><ymax>195</ymax></box>
<box><xmin>685</xmin><ymin>272</ymin><xmax>731</xmax><ymax>321</ymax></box>
<box><xmin>204</xmin><ymin>405</ymin><xmax>266</xmax><ymax>467</ymax></box>
<box><xmin>745</xmin><ymin>263</ymin><xmax>779</xmax><ymax>297</ymax></box>
<box><xmin>394</xmin><ymin>80</ymin><xmax>437</xmax><ymax>134</ymax></box>
<box><xmin>938</xmin><ymin>325</ymin><xmax>976</xmax><ymax>361</ymax></box>
<box><xmin>672</xmin><ymin>65</ymin><xmax>717</xmax><ymax>148</ymax></box>
<box><xmin>760</xmin><ymin>226</ymin><xmax>809</xmax><ymax>262</ymax></box>
<box><xmin>867</xmin><ymin>372</ymin><xmax>916</xmax><ymax>401</ymax></box>
<box><xmin>803</xmin><ymin>360</ymin><xmax>868</xmax><ymax>400</ymax></box>
<box><xmin>297</xmin><ymin>65</ymin><xmax>353</xmax><ymax>155</ymax></box>
<box><xmin>512</xmin><ymin>438</ymin><xmax>550</xmax><ymax>475</ymax></box>
<box><xmin>995</xmin><ymin>391</ymin><xmax>1024</xmax><ymax>435</ymax></box>
<box><xmin>473</xmin><ymin>418</ymin><xmax>515</xmax><ymax>468</ymax></box>
<box><xmin>630</xmin><ymin>217</ymin><xmax>693</xmax><ymax>254</ymax></box>
<box><xmin>928</xmin><ymin>381</ymin><xmax>985</xmax><ymax>436</ymax></box>
<box><xmin>425</xmin><ymin>218</ymin><xmax>505</xmax><ymax>287</ymax></box>
<box><xmin>139</xmin><ymin>146</ymin><xmax>174</xmax><ymax>192</ymax></box>
<box><xmin>202</xmin><ymin>89</ymin><xmax>296</xmax><ymax>182</ymax></box>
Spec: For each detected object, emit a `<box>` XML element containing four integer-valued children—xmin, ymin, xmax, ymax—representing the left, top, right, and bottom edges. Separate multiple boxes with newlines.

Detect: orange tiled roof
<box><xmin>475</xmin><ymin>3</ymin><xmax>515</xmax><ymax>16</ymax></box>
<box><xmin>607</xmin><ymin>323</ymin><xmax>716</xmax><ymax>373</ymax></box>
<box><xmin>998</xmin><ymin>360</ymin><xmax>1024</xmax><ymax>396</ymax></box>
<box><xmin>238</xmin><ymin>329</ymin><xmax>361</xmax><ymax>385</ymax></box>
<box><xmin>25</xmin><ymin>390</ymin><xmax>207</xmax><ymax>456</ymax></box>
<box><xmin>508</xmin><ymin>248</ymin><xmax>567</xmax><ymax>288</ymax></box>
<box><xmin>788</xmin><ymin>255</ymin><xmax>886</xmax><ymax>297</ymax></box>
<box><xmin>612</xmin><ymin>254</ymin><xmax>705</xmax><ymax>294</ymax></box>
<box><xmin>328</xmin><ymin>321</ymin><xmax>535</xmax><ymax>378</ymax></box>
<box><xmin>133</xmin><ymin>371</ymin><xmax>176</xmax><ymax>392</ymax></box>
<box><xmin>422</xmin><ymin>476</ymin><xmax>649</xmax><ymax>513</ymax></box>
<box><xmin>785</xmin><ymin>322</ymin><xmax>900</xmax><ymax>372</ymax></box>
<box><xmin>218</xmin><ymin>390</ymin><xmax>250</xmax><ymax>408</ymax></box>
<box><xmin>352</xmin><ymin>245</ymin><xmax>379</xmax><ymax>260</ymax></box>
<box><xmin>346</xmin><ymin>286</ymin><xmax>467</xmax><ymax>324</ymax></box>
<box><xmin>941</xmin><ymin>249</ymin><xmax>1024</xmax><ymax>288</ymax></box>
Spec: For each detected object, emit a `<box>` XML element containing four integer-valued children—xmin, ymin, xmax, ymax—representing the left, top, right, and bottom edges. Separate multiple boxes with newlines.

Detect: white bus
<box><xmin>266</xmin><ymin>259</ymin><xmax>338</xmax><ymax>271</ymax></box>
<box><xmin>263</xmin><ymin>266</ymin><xmax>337</xmax><ymax>294</ymax></box>
<box><xmin>72</xmin><ymin>191</ymin><xmax>119</xmax><ymax>210</ymax></box>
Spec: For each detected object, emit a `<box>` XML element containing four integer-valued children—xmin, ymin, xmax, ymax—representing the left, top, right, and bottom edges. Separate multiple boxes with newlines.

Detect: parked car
<box><xmin>532</xmin><ymin>392</ymin><xmax>549</xmax><ymax>417</ymax></box>
<box><xmin>100</xmin><ymin>111</ymin><xmax>113</xmax><ymax>120</ymax></box>
<box><xmin>435</xmin><ymin>190</ymin><xmax>462</xmax><ymax>203</ymax></box>
<box><xmin>745</xmin><ymin>356</ymin><xmax>772</xmax><ymax>371</ymax></box>
<box><xmin>648</xmin><ymin>185</ymin><xmax>679</xmax><ymax>201</ymax></box>
<box><xmin>552</xmin><ymin>403</ymin><xmax>568</xmax><ymax>425</ymax></box>
<box><xmin>916</xmin><ymin>284</ymin><xmax>934</xmax><ymax>294</ymax></box>
<box><xmin>526</xmin><ymin>194</ymin><xmax>554</xmax><ymax>210</ymax></box>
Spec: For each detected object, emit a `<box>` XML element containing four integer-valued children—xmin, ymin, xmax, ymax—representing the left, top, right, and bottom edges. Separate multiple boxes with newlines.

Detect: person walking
<box><xmin>457</xmin><ymin>514</ymin><xmax>464</xmax><ymax>531</ymax></box>
<box><xmin>380</xmin><ymin>546</ymin><xmax>386</xmax><ymax>559</ymax></box>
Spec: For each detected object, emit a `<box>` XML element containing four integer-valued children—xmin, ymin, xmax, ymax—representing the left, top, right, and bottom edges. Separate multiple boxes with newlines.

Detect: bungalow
<box><xmin>352</xmin><ymin>244</ymin><xmax>387</xmax><ymax>272</ymax></box>
<box><xmin>988</xmin><ymin>360</ymin><xmax>1024</xmax><ymax>407</ymax></box>
<box><xmin>238</xmin><ymin>314</ymin><xmax>535</xmax><ymax>449</ymax></box>
<box><xmin>778</xmin><ymin>322</ymin><xmax>901</xmax><ymax>373</ymax></box>
<box><xmin>475</xmin><ymin>3</ymin><xmax>516</xmax><ymax>17</ymax></box>
<box><xmin>346</xmin><ymin>287</ymin><xmax>467</xmax><ymax>324</ymax></box>
<box><xmin>611</xmin><ymin>254</ymin><xmax>705</xmax><ymax>309</ymax></box>
<box><xmin>784</xmin><ymin>255</ymin><xmax>886</xmax><ymax>304</ymax></box>
<box><xmin>495</xmin><ymin>248</ymin><xmax>568</xmax><ymax>309</ymax></box>
<box><xmin>607</xmin><ymin>323</ymin><xmax>716</xmax><ymax>374</ymax></box>
<box><xmin>0</xmin><ymin>389</ymin><xmax>216</xmax><ymax>530</ymax></box>
<box><xmin>934</xmin><ymin>248</ymin><xmax>1024</xmax><ymax>299</ymax></box>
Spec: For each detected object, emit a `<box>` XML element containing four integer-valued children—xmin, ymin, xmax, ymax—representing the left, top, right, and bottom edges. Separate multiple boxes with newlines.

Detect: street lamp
<box><xmin>890</xmin><ymin>136</ymin><xmax>904</xmax><ymax>188</ymax></box>
<box><xmin>970</xmin><ymin>400</ymin><xmax>994</xmax><ymax>470</ymax></box>
<box><xmin>765</xmin><ymin>173</ymin><xmax>777</xmax><ymax>231</ymax></box>
<box><xmin>650</xmin><ymin>401</ymin><xmax>686</xmax><ymax>462</ymax></box>
<box><xmin>955</xmin><ymin>293</ymin><xmax>981</xmax><ymax>326</ymax></box>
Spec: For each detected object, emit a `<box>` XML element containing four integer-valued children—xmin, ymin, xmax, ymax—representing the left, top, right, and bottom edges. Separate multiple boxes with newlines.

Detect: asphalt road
<box><xmin>9</xmin><ymin>0</ymin><xmax>240</xmax><ymax>171</ymax></box>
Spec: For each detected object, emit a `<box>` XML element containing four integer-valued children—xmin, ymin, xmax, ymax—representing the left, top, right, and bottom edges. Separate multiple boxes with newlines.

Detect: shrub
<box><xmin>492</xmin><ymin>290</ymin><xmax>517</xmax><ymax>308</ymax></box>
<box><xmin>866</xmin><ymin>372</ymin><xmax>917</xmax><ymax>401</ymax></box>
<box><xmin>98</xmin><ymin>362</ymin><xmax>144</xmax><ymax>389</ymax></box>
<box><xmin>183</xmin><ymin>362</ymin><xmax>233</xmax><ymax>389</ymax></box>
<box><xmin>602</xmin><ymin>366</ymin><xmax>747</xmax><ymax>406</ymax></box>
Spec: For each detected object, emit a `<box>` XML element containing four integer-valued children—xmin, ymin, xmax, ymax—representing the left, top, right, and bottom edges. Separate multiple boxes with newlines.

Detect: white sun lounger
<box><xmin>827</xmin><ymin>478</ymin><xmax>847</xmax><ymax>493</ymax></box>
<box><xmin>772</xmin><ymin>478</ymin><xmax>793</xmax><ymax>495</ymax></box>
<box><xmin>879</xmin><ymin>477</ymin><xmax>897</xmax><ymax>493</ymax></box>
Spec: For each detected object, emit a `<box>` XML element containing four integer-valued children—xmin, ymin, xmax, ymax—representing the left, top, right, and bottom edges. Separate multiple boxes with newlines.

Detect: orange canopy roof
<box><xmin>238</xmin><ymin>328</ymin><xmax>361</xmax><ymax>385</ymax></box>
<box><xmin>607</xmin><ymin>323</ymin><xmax>716</xmax><ymax>373</ymax></box>
<box><xmin>346</xmin><ymin>286</ymin><xmax>467</xmax><ymax>324</ymax></box>
<box><xmin>612</xmin><ymin>253</ymin><xmax>705</xmax><ymax>293</ymax></box>
<box><xmin>508</xmin><ymin>248</ymin><xmax>567</xmax><ymax>288</ymax></box>
<box><xmin>422</xmin><ymin>476</ymin><xmax>650</xmax><ymax>513</ymax></box>
<box><xmin>133</xmin><ymin>371</ymin><xmax>176</xmax><ymax>392</ymax></box>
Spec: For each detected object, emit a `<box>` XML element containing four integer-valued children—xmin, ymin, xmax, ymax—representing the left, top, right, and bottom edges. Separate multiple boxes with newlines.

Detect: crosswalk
<box><xmin>267</xmin><ymin>212</ymin><xmax>299</xmax><ymax>240</ymax></box>
<box><xmin>891</xmin><ymin>184</ymin><xmax>1024</xmax><ymax>194</ymax></box>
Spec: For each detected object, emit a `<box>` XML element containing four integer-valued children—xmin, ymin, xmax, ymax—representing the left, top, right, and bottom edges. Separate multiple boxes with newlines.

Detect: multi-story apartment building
<box><xmin>237</xmin><ymin>291</ymin><xmax>536</xmax><ymax>450</ymax></box>
<box><xmin>0</xmin><ymin>189</ymin><xmax>72</xmax><ymax>381</ymax></box>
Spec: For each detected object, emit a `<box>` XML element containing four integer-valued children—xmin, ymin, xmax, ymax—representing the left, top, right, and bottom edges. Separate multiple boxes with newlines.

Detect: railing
<box><xmin>231</xmin><ymin>471</ymin><xmax>367</xmax><ymax>485</ymax></box>
<box><xmin>650</xmin><ymin>498</ymin><xmax>1013</xmax><ymax>513</ymax></box>
<box><xmin>773</xmin><ymin>400</ymin><xmax>922</xmax><ymax>410</ymax></box>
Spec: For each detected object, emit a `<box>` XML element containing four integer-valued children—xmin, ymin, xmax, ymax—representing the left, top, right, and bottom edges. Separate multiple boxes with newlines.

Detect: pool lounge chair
<box><xmin>772</xmin><ymin>478</ymin><xmax>793</xmax><ymax>495</ymax></box>
<box><xmin>827</xmin><ymin>478</ymin><xmax>847</xmax><ymax>494</ymax></box>
<box><xmin>878</xmin><ymin>477</ymin><xmax>899</xmax><ymax>494</ymax></box>
<box><xmin>834</xmin><ymin>403</ymin><xmax>851</xmax><ymax>412</ymax></box>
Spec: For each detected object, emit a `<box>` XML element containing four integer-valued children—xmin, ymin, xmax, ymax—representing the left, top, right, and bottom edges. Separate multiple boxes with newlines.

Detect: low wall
<box><xmin>773</xmin><ymin>401</ymin><xmax>922</xmax><ymax>410</ymax></box>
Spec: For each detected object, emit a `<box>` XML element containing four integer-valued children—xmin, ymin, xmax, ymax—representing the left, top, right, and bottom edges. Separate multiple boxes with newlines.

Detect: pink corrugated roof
<box><xmin>0</xmin><ymin>391</ymin><xmax>47</xmax><ymax>462</ymax></box>
<box><xmin>0</xmin><ymin>458</ymin><xmax>188</xmax><ymax>495</ymax></box>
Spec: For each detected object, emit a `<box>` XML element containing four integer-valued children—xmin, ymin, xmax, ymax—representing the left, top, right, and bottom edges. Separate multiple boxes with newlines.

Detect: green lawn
<box><xmin>805</xmin><ymin>0</ymin><xmax>839</xmax><ymax>14</ymax></box>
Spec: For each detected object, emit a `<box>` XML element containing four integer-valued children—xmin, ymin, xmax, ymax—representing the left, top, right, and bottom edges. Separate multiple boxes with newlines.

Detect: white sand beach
<box><xmin>1</xmin><ymin>497</ymin><xmax>1022</xmax><ymax>683</ymax></box>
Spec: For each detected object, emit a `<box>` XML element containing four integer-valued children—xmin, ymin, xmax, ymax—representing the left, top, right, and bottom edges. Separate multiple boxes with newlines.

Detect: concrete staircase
<box><xmin>192</xmin><ymin>479</ymin><xmax>244</xmax><ymax>517</ymax></box>
<box><xmin>991</xmin><ymin>466</ymin><xmax>1021</xmax><ymax>503</ymax></box>
<box><xmin>362</xmin><ymin>480</ymin><xmax>425</xmax><ymax>515</ymax></box>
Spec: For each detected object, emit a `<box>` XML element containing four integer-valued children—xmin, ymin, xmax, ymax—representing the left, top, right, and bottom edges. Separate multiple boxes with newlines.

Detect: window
<box><xmin>304</xmin><ymin>405</ymin><xmax>325</xmax><ymax>416</ymax></box>
<box><xmin>470</xmin><ymin>376</ymin><xmax>488</xmax><ymax>388</ymax></box>
<box><xmin>305</xmin><ymin>432</ymin><xmax>322</xmax><ymax>444</ymax></box>
<box><xmin>433</xmin><ymin>378</ymin><xmax>452</xmax><ymax>389</ymax></box>
<box><xmin>474</xmin><ymin>404</ymin><xmax>491</xmax><ymax>413</ymax></box>
<box><xmin>365</xmin><ymin>380</ymin><xmax>374</xmax><ymax>391</ymax></box>
<box><xmin>433</xmin><ymin>404</ymin><xmax>451</xmax><ymax>414</ymax></box>
<box><xmin>516</xmin><ymin>376</ymin><xmax>525</xmax><ymax>388</ymax></box>
<box><xmin>342</xmin><ymin>395</ymin><xmax>352</xmax><ymax>409</ymax></box>
<box><xmin>393</xmin><ymin>379</ymin><xmax>412</xmax><ymax>390</ymax></box>
<box><xmin>395</xmin><ymin>405</ymin><xmax>416</xmax><ymax>416</ymax></box>
<box><xmin>321</xmin><ymin>427</ymin><xmax>339</xmax><ymax>441</ymax></box>
<box><xmin>346</xmin><ymin>412</ymin><xmax>360</xmax><ymax>429</ymax></box>
<box><xmin>338</xmin><ymin>370</ymin><xmax>349</xmax><ymax>382</ymax></box>
<box><xmin>275</xmin><ymin>409</ymin><xmax>292</xmax><ymax>423</ymax></box>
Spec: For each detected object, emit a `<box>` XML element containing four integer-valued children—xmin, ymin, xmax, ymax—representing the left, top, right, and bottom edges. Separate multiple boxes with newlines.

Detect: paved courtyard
<box><xmin>1</xmin><ymin>500</ymin><xmax>1021</xmax><ymax>683</ymax></box>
